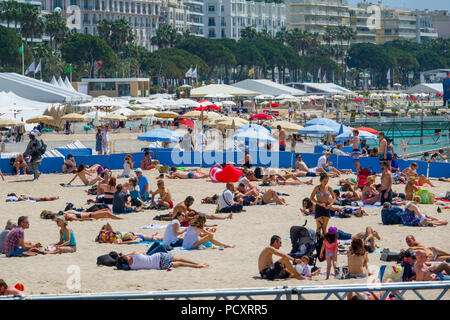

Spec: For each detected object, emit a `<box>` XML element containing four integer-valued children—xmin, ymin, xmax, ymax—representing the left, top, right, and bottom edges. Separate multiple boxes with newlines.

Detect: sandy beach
<box><xmin>1</xmin><ymin>168</ymin><xmax>449</xmax><ymax>299</ymax></box>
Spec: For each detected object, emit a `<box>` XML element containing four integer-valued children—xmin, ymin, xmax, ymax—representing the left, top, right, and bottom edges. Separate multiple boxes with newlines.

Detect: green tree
<box><xmin>0</xmin><ymin>25</ymin><xmax>23</xmax><ymax>70</ymax></box>
<box><xmin>61</xmin><ymin>33</ymin><xmax>117</xmax><ymax>78</ymax></box>
<box><xmin>0</xmin><ymin>0</ymin><xmax>19</xmax><ymax>29</ymax></box>
<box><xmin>151</xmin><ymin>24</ymin><xmax>179</xmax><ymax>48</ymax></box>
<box><xmin>19</xmin><ymin>4</ymin><xmax>44</xmax><ymax>45</ymax></box>
<box><xmin>44</xmin><ymin>12</ymin><xmax>69</xmax><ymax>50</ymax></box>
<box><xmin>97</xmin><ymin>19</ymin><xmax>135</xmax><ymax>57</ymax></box>
<box><xmin>240</xmin><ymin>26</ymin><xmax>257</xmax><ymax>40</ymax></box>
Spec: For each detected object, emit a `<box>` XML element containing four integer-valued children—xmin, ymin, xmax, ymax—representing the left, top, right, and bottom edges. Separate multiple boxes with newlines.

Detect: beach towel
<box><xmin>171</xmin><ymin>241</ymin><xmax>213</xmax><ymax>251</ymax></box>
<box><xmin>138</xmin><ymin>224</ymin><xmax>170</xmax><ymax>230</ymax></box>
<box><xmin>361</xmin><ymin>204</ymin><xmax>382</xmax><ymax>207</ymax></box>
<box><xmin>381</xmin><ymin>207</ymin><xmax>403</xmax><ymax>225</ymax></box>
<box><xmin>60</xmin><ymin>184</ymin><xmax>87</xmax><ymax>187</ymax></box>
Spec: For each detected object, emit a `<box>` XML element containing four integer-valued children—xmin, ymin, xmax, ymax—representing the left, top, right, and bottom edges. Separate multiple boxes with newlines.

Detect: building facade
<box><xmin>286</xmin><ymin>0</ymin><xmax>350</xmax><ymax>36</ymax></box>
<box><xmin>41</xmin><ymin>0</ymin><xmax>162</xmax><ymax>49</ymax></box>
<box><xmin>159</xmin><ymin>0</ymin><xmax>188</xmax><ymax>33</ymax></box>
<box><xmin>428</xmin><ymin>10</ymin><xmax>450</xmax><ymax>39</ymax></box>
<box><xmin>184</xmin><ymin>0</ymin><xmax>204</xmax><ymax>36</ymax></box>
<box><xmin>203</xmin><ymin>0</ymin><xmax>286</xmax><ymax>39</ymax></box>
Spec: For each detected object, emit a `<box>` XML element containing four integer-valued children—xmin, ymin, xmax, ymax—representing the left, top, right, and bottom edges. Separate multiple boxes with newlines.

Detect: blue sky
<box><xmin>348</xmin><ymin>0</ymin><xmax>450</xmax><ymax>11</ymax></box>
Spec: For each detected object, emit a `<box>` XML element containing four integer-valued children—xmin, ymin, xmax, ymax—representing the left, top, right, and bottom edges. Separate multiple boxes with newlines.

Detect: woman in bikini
<box><xmin>347</xmin><ymin>238</ymin><xmax>369</xmax><ymax>279</ymax></box>
<box><xmin>6</xmin><ymin>193</ymin><xmax>59</xmax><ymax>202</ymax></box>
<box><xmin>405</xmin><ymin>176</ymin><xmax>420</xmax><ymax>201</ymax></box>
<box><xmin>404</xmin><ymin>196</ymin><xmax>448</xmax><ymax>227</ymax></box>
<box><xmin>40</xmin><ymin>208</ymin><xmax>123</xmax><ymax>221</ymax></box>
<box><xmin>362</xmin><ymin>176</ymin><xmax>380</xmax><ymax>205</ymax></box>
<box><xmin>62</xmin><ymin>154</ymin><xmax>77</xmax><ymax>174</ymax></box>
<box><xmin>342</xmin><ymin>183</ymin><xmax>362</xmax><ymax>201</ymax></box>
<box><xmin>310</xmin><ymin>173</ymin><xmax>336</xmax><ymax>237</ymax></box>
<box><xmin>115</xmin><ymin>231</ymin><xmax>162</xmax><ymax>244</ymax></box>
<box><xmin>66</xmin><ymin>164</ymin><xmax>102</xmax><ymax>186</ymax></box>
<box><xmin>98</xmin><ymin>176</ymin><xmax>117</xmax><ymax>205</ymax></box>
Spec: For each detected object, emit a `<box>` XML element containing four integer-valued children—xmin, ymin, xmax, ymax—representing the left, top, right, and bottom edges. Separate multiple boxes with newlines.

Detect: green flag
<box><xmin>64</xmin><ymin>65</ymin><xmax>72</xmax><ymax>74</ymax></box>
<box><xmin>19</xmin><ymin>44</ymin><xmax>23</xmax><ymax>54</ymax></box>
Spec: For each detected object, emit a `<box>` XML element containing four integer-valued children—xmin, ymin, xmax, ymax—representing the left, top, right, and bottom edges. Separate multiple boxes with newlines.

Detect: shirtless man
<box><xmin>379</xmin><ymin>132</ymin><xmax>388</xmax><ymax>163</ymax></box>
<box><xmin>414</xmin><ymin>250</ymin><xmax>450</xmax><ymax>281</ymax></box>
<box><xmin>151</xmin><ymin>180</ymin><xmax>173</xmax><ymax>209</ymax></box>
<box><xmin>406</xmin><ymin>235</ymin><xmax>450</xmax><ymax>262</ymax></box>
<box><xmin>290</xmin><ymin>154</ymin><xmax>336</xmax><ymax>178</ymax></box>
<box><xmin>349</xmin><ymin>129</ymin><xmax>361</xmax><ymax>174</ymax></box>
<box><xmin>166</xmin><ymin>167</ymin><xmax>208</xmax><ymax>179</ymax></box>
<box><xmin>172</xmin><ymin>196</ymin><xmax>232</xmax><ymax>222</ymax></box>
<box><xmin>379</xmin><ymin>161</ymin><xmax>393</xmax><ymax>205</ymax></box>
<box><xmin>401</xmin><ymin>163</ymin><xmax>434</xmax><ymax>187</ymax></box>
<box><xmin>258</xmin><ymin>235</ymin><xmax>305</xmax><ymax>280</ymax></box>
<box><xmin>278</xmin><ymin>126</ymin><xmax>287</xmax><ymax>152</ymax></box>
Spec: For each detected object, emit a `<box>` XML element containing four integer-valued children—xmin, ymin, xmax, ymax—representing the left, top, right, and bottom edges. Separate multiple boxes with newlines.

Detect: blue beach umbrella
<box><xmin>304</xmin><ymin>118</ymin><xmax>340</xmax><ymax>130</ymax></box>
<box><xmin>234</xmin><ymin>124</ymin><xmax>269</xmax><ymax>135</ymax></box>
<box><xmin>336</xmin><ymin>130</ymin><xmax>378</xmax><ymax>141</ymax></box>
<box><xmin>297</xmin><ymin>125</ymin><xmax>336</xmax><ymax>135</ymax></box>
<box><xmin>137</xmin><ymin>128</ymin><xmax>182</xmax><ymax>143</ymax></box>
<box><xmin>233</xmin><ymin>128</ymin><xmax>275</xmax><ymax>142</ymax></box>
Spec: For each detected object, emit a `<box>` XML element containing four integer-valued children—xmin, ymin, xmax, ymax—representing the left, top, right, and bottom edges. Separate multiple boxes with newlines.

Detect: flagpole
<box><xmin>70</xmin><ymin>64</ymin><xmax>72</xmax><ymax>83</ymax></box>
<box><xmin>40</xmin><ymin>59</ymin><xmax>42</xmax><ymax>80</ymax></box>
<box><xmin>21</xmin><ymin>43</ymin><xmax>24</xmax><ymax>75</ymax></box>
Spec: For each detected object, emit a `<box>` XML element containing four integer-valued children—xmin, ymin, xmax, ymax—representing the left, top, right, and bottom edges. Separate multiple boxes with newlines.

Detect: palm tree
<box><xmin>151</xmin><ymin>24</ymin><xmax>178</xmax><ymax>48</ymax></box>
<box><xmin>240</xmin><ymin>26</ymin><xmax>257</xmax><ymax>40</ymax></box>
<box><xmin>44</xmin><ymin>11</ymin><xmax>69</xmax><ymax>50</ymax></box>
<box><xmin>0</xmin><ymin>0</ymin><xmax>20</xmax><ymax>30</ymax></box>
<box><xmin>19</xmin><ymin>4</ymin><xmax>43</xmax><ymax>45</ymax></box>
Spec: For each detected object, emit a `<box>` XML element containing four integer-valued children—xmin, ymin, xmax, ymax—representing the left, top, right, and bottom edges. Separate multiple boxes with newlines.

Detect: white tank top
<box><xmin>163</xmin><ymin>219</ymin><xmax>181</xmax><ymax>246</ymax></box>
<box><xmin>182</xmin><ymin>226</ymin><xmax>200</xmax><ymax>249</ymax></box>
<box><xmin>130</xmin><ymin>254</ymin><xmax>161</xmax><ymax>270</ymax></box>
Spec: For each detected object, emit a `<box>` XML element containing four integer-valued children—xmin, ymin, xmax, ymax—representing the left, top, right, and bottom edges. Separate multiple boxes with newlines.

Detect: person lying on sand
<box><xmin>117</xmin><ymin>251</ymin><xmax>209</xmax><ymax>270</ymax></box>
<box><xmin>6</xmin><ymin>193</ymin><xmax>59</xmax><ymax>202</ymax></box>
<box><xmin>404</xmin><ymin>196</ymin><xmax>447</xmax><ymax>227</ymax></box>
<box><xmin>65</xmin><ymin>164</ymin><xmax>102</xmax><ymax>186</ymax></box>
<box><xmin>0</xmin><ymin>279</ymin><xmax>23</xmax><ymax>296</ymax></box>
<box><xmin>172</xmin><ymin>196</ymin><xmax>232</xmax><ymax>226</ymax></box>
<box><xmin>414</xmin><ymin>250</ymin><xmax>450</xmax><ymax>281</ymax></box>
<box><xmin>41</xmin><ymin>208</ymin><xmax>123</xmax><ymax>221</ymax></box>
<box><xmin>166</xmin><ymin>167</ymin><xmax>208</xmax><ymax>179</ymax></box>
<box><xmin>350</xmin><ymin>226</ymin><xmax>381</xmax><ymax>253</ymax></box>
<box><xmin>347</xmin><ymin>278</ymin><xmax>398</xmax><ymax>300</ymax></box>
<box><xmin>406</xmin><ymin>235</ymin><xmax>450</xmax><ymax>261</ymax></box>
<box><xmin>439</xmin><ymin>177</ymin><xmax>450</xmax><ymax>182</ymax></box>
<box><xmin>258</xmin><ymin>235</ymin><xmax>306</xmax><ymax>280</ymax></box>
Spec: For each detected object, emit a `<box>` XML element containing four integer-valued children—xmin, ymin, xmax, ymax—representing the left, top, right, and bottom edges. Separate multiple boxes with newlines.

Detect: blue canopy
<box><xmin>304</xmin><ymin>118</ymin><xmax>340</xmax><ymax>130</ymax></box>
<box><xmin>137</xmin><ymin>128</ymin><xmax>182</xmax><ymax>143</ymax></box>
<box><xmin>233</xmin><ymin>126</ymin><xmax>275</xmax><ymax>142</ymax></box>
<box><xmin>298</xmin><ymin>125</ymin><xmax>336</xmax><ymax>135</ymax></box>
<box><xmin>235</xmin><ymin>124</ymin><xmax>269</xmax><ymax>135</ymax></box>
<box><xmin>336</xmin><ymin>130</ymin><xmax>378</xmax><ymax>141</ymax></box>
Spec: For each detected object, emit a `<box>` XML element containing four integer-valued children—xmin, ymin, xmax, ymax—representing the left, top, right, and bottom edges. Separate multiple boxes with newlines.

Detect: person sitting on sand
<box><xmin>151</xmin><ymin>180</ymin><xmax>173</xmax><ymax>209</ymax></box>
<box><xmin>66</xmin><ymin>164</ymin><xmax>102</xmax><ymax>186</ymax></box>
<box><xmin>258</xmin><ymin>235</ymin><xmax>306</xmax><ymax>280</ymax></box>
<box><xmin>350</xmin><ymin>227</ymin><xmax>381</xmax><ymax>253</ymax></box>
<box><xmin>182</xmin><ymin>215</ymin><xmax>235</xmax><ymax>250</ymax></box>
<box><xmin>238</xmin><ymin>150</ymin><xmax>252</xmax><ymax>169</ymax></box>
<box><xmin>173</xmin><ymin>196</ymin><xmax>232</xmax><ymax>226</ymax></box>
<box><xmin>362</xmin><ymin>176</ymin><xmax>380</xmax><ymax>205</ymax></box>
<box><xmin>97</xmin><ymin>176</ymin><xmax>117</xmax><ymax>205</ymax></box>
<box><xmin>401</xmin><ymin>164</ymin><xmax>435</xmax><ymax>188</ymax></box>
<box><xmin>122</xmin><ymin>177</ymin><xmax>149</xmax><ymax>208</ymax></box>
<box><xmin>166</xmin><ymin>166</ymin><xmax>208</xmax><ymax>179</ymax></box>
<box><xmin>6</xmin><ymin>193</ymin><xmax>59</xmax><ymax>202</ymax></box>
<box><xmin>117</xmin><ymin>250</ymin><xmax>209</xmax><ymax>270</ymax></box>
<box><xmin>45</xmin><ymin>216</ymin><xmax>77</xmax><ymax>254</ymax></box>
<box><xmin>297</xmin><ymin>256</ymin><xmax>321</xmax><ymax>279</ymax></box>
<box><xmin>113</xmin><ymin>184</ymin><xmax>140</xmax><ymax>214</ymax></box>
<box><xmin>414</xmin><ymin>250</ymin><xmax>450</xmax><ymax>281</ymax></box>
<box><xmin>347</xmin><ymin>238</ymin><xmax>369</xmax><ymax>278</ymax></box>
<box><xmin>135</xmin><ymin>168</ymin><xmax>150</xmax><ymax>201</ymax></box>
<box><xmin>141</xmin><ymin>151</ymin><xmax>156</xmax><ymax>170</ymax></box>
<box><xmin>317</xmin><ymin>152</ymin><xmax>342</xmax><ymax>177</ymax></box>
<box><xmin>62</xmin><ymin>154</ymin><xmax>77</xmax><ymax>174</ymax></box>
<box><xmin>2</xmin><ymin>216</ymin><xmax>41</xmax><ymax>257</ymax></box>
<box><xmin>163</xmin><ymin>211</ymin><xmax>187</xmax><ymax>249</ymax></box>
<box><xmin>404</xmin><ymin>196</ymin><xmax>447</xmax><ymax>227</ymax></box>
<box><xmin>117</xmin><ymin>154</ymin><xmax>134</xmax><ymax>178</ymax></box>
<box><xmin>235</xmin><ymin>183</ymin><xmax>261</xmax><ymax>206</ymax></box>
<box><xmin>405</xmin><ymin>177</ymin><xmax>420</xmax><ymax>201</ymax></box>
<box><xmin>0</xmin><ymin>279</ymin><xmax>22</xmax><ymax>296</ymax></box>
<box><xmin>13</xmin><ymin>154</ymin><xmax>30</xmax><ymax>176</ymax></box>
<box><xmin>341</xmin><ymin>183</ymin><xmax>362</xmax><ymax>201</ymax></box>
<box><xmin>406</xmin><ymin>235</ymin><xmax>450</xmax><ymax>261</ymax></box>
<box><xmin>96</xmin><ymin>169</ymin><xmax>111</xmax><ymax>196</ymax></box>
<box><xmin>218</xmin><ymin>183</ymin><xmax>244</xmax><ymax>213</ymax></box>
<box><xmin>41</xmin><ymin>208</ymin><xmax>123</xmax><ymax>221</ymax></box>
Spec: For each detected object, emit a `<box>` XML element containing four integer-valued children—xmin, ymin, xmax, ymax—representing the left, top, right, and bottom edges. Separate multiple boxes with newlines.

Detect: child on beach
<box><xmin>320</xmin><ymin>226</ymin><xmax>338</xmax><ymax>280</ymax></box>
<box><xmin>118</xmin><ymin>154</ymin><xmax>134</xmax><ymax>178</ymax></box>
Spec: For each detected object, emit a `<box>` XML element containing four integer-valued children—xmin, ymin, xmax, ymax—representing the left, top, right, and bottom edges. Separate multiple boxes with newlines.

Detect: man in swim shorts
<box><xmin>406</xmin><ymin>235</ymin><xmax>450</xmax><ymax>261</ymax></box>
<box><xmin>414</xmin><ymin>250</ymin><xmax>450</xmax><ymax>281</ymax></box>
<box><xmin>349</xmin><ymin>129</ymin><xmax>361</xmax><ymax>174</ymax></box>
<box><xmin>166</xmin><ymin>167</ymin><xmax>208</xmax><ymax>179</ymax></box>
<box><xmin>379</xmin><ymin>132</ymin><xmax>387</xmax><ymax>163</ymax></box>
<box><xmin>258</xmin><ymin>235</ymin><xmax>305</xmax><ymax>280</ymax></box>
<box><xmin>151</xmin><ymin>179</ymin><xmax>174</xmax><ymax>209</ymax></box>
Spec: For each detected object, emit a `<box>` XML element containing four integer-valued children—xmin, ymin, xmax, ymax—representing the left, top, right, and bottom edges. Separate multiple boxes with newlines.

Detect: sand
<box><xmin>1</xmin><ymin>169</ymin><xmax>449</xmax><ymax>299</ymax></box>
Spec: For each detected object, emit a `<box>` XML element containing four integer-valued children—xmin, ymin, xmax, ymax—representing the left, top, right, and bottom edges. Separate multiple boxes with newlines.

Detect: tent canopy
<box><xmin>190</xmin><ymin>84</ymin><xmax>259</xmax><ymax>98</ymax></box>
<box><xmin>233</xmin><ymin>79</ymin><xmax>306</xmax><ymax>96</ymax></box>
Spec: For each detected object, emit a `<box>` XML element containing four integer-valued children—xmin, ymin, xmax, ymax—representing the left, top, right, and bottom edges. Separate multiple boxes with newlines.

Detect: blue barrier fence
<box><xmin>1</xmin><ymin>150</ymin><xmax>449</xmax><ymax>178</ymax></box>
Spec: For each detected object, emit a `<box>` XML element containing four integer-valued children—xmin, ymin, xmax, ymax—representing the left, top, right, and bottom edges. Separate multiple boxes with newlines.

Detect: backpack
<box><xmin>97</xmin><ymin>251</ymin><xmax>119</xmax><ymax>267</ymax></box>
<box><xmin>254</xmin><ymin>167</ymin><xmax>263</xmax><ymax>179</ymax></box>
<box><xmin>38</xmin><ymin>139</ymin><xmax>47</xmax><ymax>156</ymax></box>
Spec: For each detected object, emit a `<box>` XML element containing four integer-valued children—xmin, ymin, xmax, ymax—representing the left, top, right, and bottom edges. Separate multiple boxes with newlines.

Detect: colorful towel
<box><xmin>171</xmin><ymin>241</ymin><xmax>213</xmax><ymax>251</ymax></box>
<box><xmin>361</xmin><ymin>204</ymin><xmax>382</xmax><ymax>207</ymax></box>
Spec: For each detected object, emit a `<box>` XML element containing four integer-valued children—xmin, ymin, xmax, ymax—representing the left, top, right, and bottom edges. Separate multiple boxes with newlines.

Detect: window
<box><xmin>208</xmin><ymin>29</ymin><xmax>216</xmax><ymax>37</ymax></box>
<box><xmin>221</xmin><ymin>29</ymin><xmax>225</xmax><ymax>37</ymax></box>
<box><xmin>89</xmin><ymin>82</ymin><xmax>116</xmax><ymax>91</ymax></box>
<box><xmin>208</xmin><ymin>17</ymin><xmax>216</xmax><ymax>26</ymax></box>
<box><xmin>221</xmin><ymin>17</ymin><xmax>226</xmax><ymax>26</ymax></box>
<box><xmin>208</xmin><ymin>5</ymin><xmax>215</xmax><ymax>12</ymax></box>
<box><xmin>70</xmin><ymin>0</ymin><xmax>77</xmax><ymax>6</ymax></box>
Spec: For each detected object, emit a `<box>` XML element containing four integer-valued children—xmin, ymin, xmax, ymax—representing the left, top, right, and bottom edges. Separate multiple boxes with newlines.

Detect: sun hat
<box><xmin>135</xmin><ymin>168</ymin><xmax>143</xmax><ymax>173</ymax></box>
<box><xmin>327</xmin><ymin>226</ymin><xmax>338</xmax><ymax>235</ymax></box>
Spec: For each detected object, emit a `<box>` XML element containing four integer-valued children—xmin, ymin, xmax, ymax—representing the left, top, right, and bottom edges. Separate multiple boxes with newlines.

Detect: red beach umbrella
<box><xmin>354</xmin><ymin>98</ymin><xmax>363</xmax><ymax>102</ymax></box>
<box><xmin>251</xmin><ymin>113</ymin><xmax>273</xmax><ymax>120</ymax></box>
<box><xmin>193</xmin><ymin>105</ymin><xmax>221</xmax><ymax>111</ymax></box>
<box><xmin>179</xmin><ymin>118</ymin><xmax>194</xmax><ymax>128</ymax></box>
<box><xmin>356</xmin><ymin>127</ymin><xmax>379</xmax><ymax>134</ymax></box>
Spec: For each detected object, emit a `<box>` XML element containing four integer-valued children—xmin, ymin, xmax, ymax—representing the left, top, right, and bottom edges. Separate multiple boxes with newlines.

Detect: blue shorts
<box><xmin>125</xmin><ymin>207</ymin><xmax>133</xmax><ymax>213</ymax></box>
<box><xmin>306</xmin><ymin>172</ymin><xmax>316</xmax><ymax>177</ymax></box>
<box><xmin>324</xmin><ymin>167</ymin><xmax>329</xmax><ymax>172</ymax></box>
<box><xmin>326</xmin><ymin>253</ymin><xmax>335</xmax><ymax>257</ymax></box>
<box><xmin>279</xmin><ymin>145</ymin><xmax>286</xmax><ymax>152</ymax></box>
<box><xmin>5</xmin><ymin>247</ymin><xmax>26</xmax><ymax>257</ymax></box>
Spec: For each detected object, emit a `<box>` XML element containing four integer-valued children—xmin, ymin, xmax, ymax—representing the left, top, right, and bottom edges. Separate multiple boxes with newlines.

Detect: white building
<box><xmin>41</xmin><ymin>0</ymin><xmax>162</xmax><ymax>50</ymax></box>
<box><xmin>203</xmin><ymin>0</ymin><xmax>286</xmax><ymax>39</ymax></box>
<box><xmin>159</xmin><ymin>0</ymin><xmax>188</xmax><ymax>33</ymax></box>
<box><xmin>184</xmin><ymin>0</ymin><xmax>204</xmax><ymax>36</ymax></box>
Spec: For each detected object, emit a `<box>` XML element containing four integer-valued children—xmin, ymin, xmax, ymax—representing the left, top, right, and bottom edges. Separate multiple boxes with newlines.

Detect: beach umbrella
<box><xmin>0</xmin><ymin>118</ymin><xmax>24</xmax><ymax>126</ymax></box>
<box><xmin>233</xmin><ymin>127</ymin><xmax>275</xmax><ymax>142</ymax></box>
<box><xmin>179</xmin><ymin>118</ymin><xmax>194</xmax><ymax>128</ymax></box>
<box><xmin>154</xmin><ymin>111</ymin><xmax>179</xmax><ymax>119</ymax></box>
<box><xmin>356</xmin><ymin>127</ymin><xmax>379</xmax><ymax>134</ymax></box>
<box><xmin>235</xmin><ymin>124</ymin><xmax>268</xmax><ymax>135</ymax></box>
<box><xmin>298</xmin><ymin>125</ymin><xmax>335</xmax><ymax>135</ymax></box>
<box><xmin>26</xmin><ymin>115</ymin><xmax>54</xmax><ymax>124</ymax></box>
<box><xmin>336</xmin><ymin>130</ymin><xmax>377</xmax><ymax>141</ymax></box>
<box><xmin>102</xmin><ymin>114</ymin><xmax>128</xmax><ymax>121</ymax></box>
<box><xmin>255</xmin><ymin>94</ymin><xmax>275</xmax><ymax>100</ymax></box>
<box><xmin>193</xmin><ymin>105</ymin><xmax>221</xmax><ymax>111</ymax></box>
<box><xmin>275</xmin><ymin>94</ymin><xmax>296</xmax><ymax>100</ymax></box>
<box><xmin>304</xmin><ymin>118</ymin><xmax>340</xmax><ymax>130</ymax></box>
<box><xmin>221</xmin><ymin>100</ymin><xmax>236</xmax><ymax>106</ymax></box>
<box><xmin>93</xmin><ymin>110</ymin><xmax>100</xmax><ymax>127</ymax></box>
<box><xmin>137</xmin><ymin>128</ymin><xmax>182</xmax><ymax>143</ymax></box>
<box><xmin>128</xmin><ymin>110</ymin><xmax>157</xmax><ymax>119</ymax></box>
<box><xmin>212</xmin><ymin>118</ymin><xmax>249</xmax><ymax>129</ymax></box>
<box><xmin>270</xmin><ymin>120</ymin><xmax>303</xmax><ymax>132</ymax></box>
<box><xmin>250</xmin><ymin>114</ymin><xmax>273</xmax><ymax>121</ymax></box>
<box><xmin>61</xmin><ymin>113</ymin><xmax>88</xmax><ymax>122</ymax></box>
<box><xmin>353</xmin><ymin>98</ymin><xmax>363</xmax><ymax>102</ymax></box>
<box><xmin>269</xmin><ymin>102</ymin><xmax>280</xmax><ymax>108</ymax></box>
<box><xmin>436</xmin><ymin>93</ymin><xmax>443</xmax><ymax>96</ymax></box>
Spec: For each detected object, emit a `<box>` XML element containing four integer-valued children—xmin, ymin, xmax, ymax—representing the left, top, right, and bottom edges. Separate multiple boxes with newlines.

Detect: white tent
<box><xmin>57</xmin><ymin>77</ymin><xmax>65</xmax><ymax>88</ymax></box>
<box><xmin>64</xmin><ymin>77</ymin><xmax>76</xmax><ymax>92</ymax></box>
<box><xmin>111</xmin><ymin>107</ymin><xmax>133</xmax><ymax>116</ymax></box>
<box><xmin>50</xmin><ymin>76</ymin><xmax>58</xmax><ymax>87</ymax></box>
<box><xmin>232</xmin><ymin>79</ymin><xmax>306</xmax><ymax>96</ymax></box>
<box><xmin>405</xmin><ymin>83</ymin><xmax>443</xmax><ymax>94</ymax></box>
<box><xmin>190</xmin><ymin>84</ymin><xmax>259</xmax><ymax>98</ymax></box>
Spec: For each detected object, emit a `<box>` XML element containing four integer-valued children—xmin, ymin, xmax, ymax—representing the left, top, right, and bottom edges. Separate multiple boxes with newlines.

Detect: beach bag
<box><xmin>414</xmin><ymin>190</ymin><xmax>434</xmax><ymax>204</ymax></box>
<box><xmin>380</xmin><ymin>249</ymin><xmax>401</xmax><ymax>262</ymax></box>
<box><xmin>97</xmin><ymin>230</ymin><xmax>118</xmax><ymax>243</ymax></box>
<box><xmin>379</xmin><ymin>265</ymin><xmax>403</xmax><ymax>282</ymax></box>
<box><xmin>381</xmin><ymin>207</ymin><xmax>403</xmax><ymax>225</ymax></box>
<box><xmin>336</xmin><ymin>266</ymin><xmax>350</xmax><ymax>280</ymax></box>
<box><xmin>254</xmin><ymin>167</ymin><xmax>263</xmax><ymax>179</ymax></box>
<box><xmin>87</xmin><ymin>185</ymin><xmax>97</xmax><ymax>195</ymax></box>
<box><xmin>38</xmin><ymin>139</ymin><xmax>47</xmax><ymax>156</ymax></box>
<box><xmin>97</xmin><ymin>251</ymin><xmax>119</xmax><ymax>266</ymax></box>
